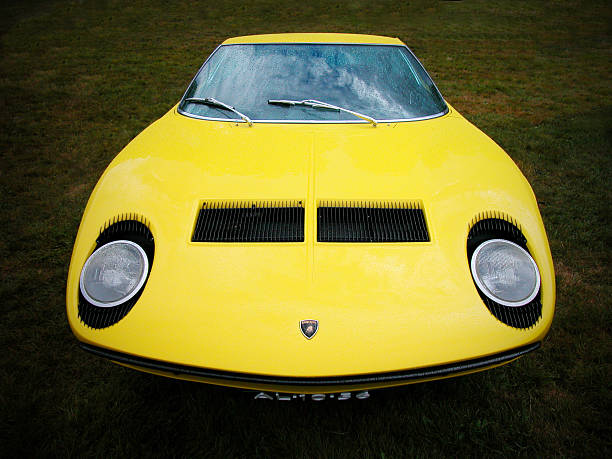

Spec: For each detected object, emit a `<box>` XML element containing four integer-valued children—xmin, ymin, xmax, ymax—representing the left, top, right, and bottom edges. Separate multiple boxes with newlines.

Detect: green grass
<box><xmin>1</xmin><ymin>0</ymin><xmax>610</xmax><ymax>457</ymax></box>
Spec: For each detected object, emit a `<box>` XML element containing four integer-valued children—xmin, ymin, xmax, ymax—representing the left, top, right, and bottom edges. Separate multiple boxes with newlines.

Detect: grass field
<box><xmin>1</xmin><ymin>0</ymin><xmax>610</xmax><ymax>457</ymax></box>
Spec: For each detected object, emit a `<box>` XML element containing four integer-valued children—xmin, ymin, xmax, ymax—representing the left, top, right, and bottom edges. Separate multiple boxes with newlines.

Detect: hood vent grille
<box><xmin>318</xmin><ymin>201</ymin><xmax>429</xmax><ymax>242</ymax></box>
<box><xmin>192</xmin><ymin>201</ymin><xmax>304</xmax><ymax>242</ymax></box>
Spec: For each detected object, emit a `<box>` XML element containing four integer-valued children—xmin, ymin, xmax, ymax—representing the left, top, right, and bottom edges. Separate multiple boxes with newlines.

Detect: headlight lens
<box><xmin>470</xmin><ymin>238</ymin><xmax>540</xmax><ymax>307</ymax></box>
<box><xmin>79</xmin><ymin>240</ymin><xmax>149</xmax><ymax>308</ymax></box>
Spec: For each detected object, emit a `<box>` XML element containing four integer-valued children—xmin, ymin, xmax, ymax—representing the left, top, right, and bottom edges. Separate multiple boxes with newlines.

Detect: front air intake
<box><xmin>192</xmin><ymin>201</ymin><xmax>304</xmax><ymax>242</ymax></box>
<box><xmin>317</xmin><ymin>201</ymin><xmax>429</xmax><ymax>242</ymax></box>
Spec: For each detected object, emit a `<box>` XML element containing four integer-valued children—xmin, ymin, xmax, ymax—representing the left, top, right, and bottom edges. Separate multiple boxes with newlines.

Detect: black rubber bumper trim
<box><xmin>79</xmin><ymin>341</ymin><xmax>540</xmax><ymax>386</ymax></box>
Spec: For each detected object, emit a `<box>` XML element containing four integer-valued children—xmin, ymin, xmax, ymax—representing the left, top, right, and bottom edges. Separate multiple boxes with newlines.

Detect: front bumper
<box><xmin>80</xmin><ymin>341</ymin><xmax>541</xmax><ymax>393</ymax></box>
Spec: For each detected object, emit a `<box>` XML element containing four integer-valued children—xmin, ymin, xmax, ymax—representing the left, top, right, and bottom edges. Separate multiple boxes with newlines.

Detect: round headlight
<box><xmin>79</xmin><ymin>240</ymin><xmax>149</xmax><ymax>308</ymax></box>
<box><xmin>470</xmin><ymin>239</ymin><xmax>540</xmax><ymax>307</ymax></box>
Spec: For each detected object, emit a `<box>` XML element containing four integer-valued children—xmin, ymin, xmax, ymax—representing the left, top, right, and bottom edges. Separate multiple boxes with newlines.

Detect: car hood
<box><xmin>67</xmin><ymin>105</ymin><xmax>554</xmax><ymax>379</ymax></box>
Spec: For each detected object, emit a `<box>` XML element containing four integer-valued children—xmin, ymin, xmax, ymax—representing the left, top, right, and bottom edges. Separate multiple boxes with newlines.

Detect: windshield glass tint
<box><xmin>180</xmin><ymin>44</ymin><xmax>447</xmax><ymax>122</ymax></box>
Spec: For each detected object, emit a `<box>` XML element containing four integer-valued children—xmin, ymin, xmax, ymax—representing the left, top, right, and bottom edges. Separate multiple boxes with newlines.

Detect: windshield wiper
<box><xmin>184</xmin><ymin>97</ymin><xmax>253</xmax><ymax>126</ymax></box>
<box><xmin>268</xmin><ymin>99</ymin><xmax>378</xmax><ymax>126</ymax></box>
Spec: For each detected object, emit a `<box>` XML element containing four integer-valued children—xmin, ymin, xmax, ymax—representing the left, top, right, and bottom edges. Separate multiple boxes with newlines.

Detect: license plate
<box><xmin>253</xmin><ymin>391</ymin><xmax>370</xmax><ymax>400</ymax></box>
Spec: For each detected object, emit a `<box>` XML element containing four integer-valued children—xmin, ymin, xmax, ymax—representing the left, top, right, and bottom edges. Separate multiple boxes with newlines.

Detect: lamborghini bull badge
<box><xmin>300</xmin><ymin>319</ymin><xmax>319</xmax><ymax>339</ymax></box>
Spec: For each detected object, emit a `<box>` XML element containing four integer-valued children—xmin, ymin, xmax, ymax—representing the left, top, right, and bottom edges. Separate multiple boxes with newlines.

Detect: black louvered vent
<box><xmin>478</xmin><ymin>292</ymin><xmax>542</xmax><ymax>330</ymax></box>
<box><xmin>78</xmin><ymin>216</ymin><xmax>154</xmax><ymax>330</ymax></box>
<box><xmin>192</xmin><ymin>201</ymin><xmax>304</xmax><ymax>242</ymax></box>
<box><xmin>467</xmin><ymin>212</ymin><xmax>542</xmax><ymax>329</ymax></box>
<box><xmin>467</xmin><ymin>213</ymin><xmax>527</xmax><ymax>258</ymax></box>
<box><xmin>317</xmin><ymin>201</ymin><xmax>429</xmax><ymax>242</ymax></box>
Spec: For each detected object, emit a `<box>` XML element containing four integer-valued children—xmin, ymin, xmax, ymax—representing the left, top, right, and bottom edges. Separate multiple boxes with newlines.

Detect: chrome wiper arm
<box><xmin>268</xmin><ymin>99</ymin><xmax>378</xmax><ymax>126</ymax></box>
<box><xmin>184</xmin><ymin>97</ymin><xmax>253</xmax><ymax>126</ymax></box>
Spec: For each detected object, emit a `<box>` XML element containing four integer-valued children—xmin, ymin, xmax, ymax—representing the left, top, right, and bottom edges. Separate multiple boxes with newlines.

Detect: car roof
<box><xmin>222</xmin><ymin>33</ymin><xmax>404</xmax><ymax>45</ymax></box>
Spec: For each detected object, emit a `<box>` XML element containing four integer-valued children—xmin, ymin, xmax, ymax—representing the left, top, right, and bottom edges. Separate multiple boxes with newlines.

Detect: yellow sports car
<box><xmin>66</xmin><ymin>33</ymin><xmax>555</xmax><ymax>397</ymax></box>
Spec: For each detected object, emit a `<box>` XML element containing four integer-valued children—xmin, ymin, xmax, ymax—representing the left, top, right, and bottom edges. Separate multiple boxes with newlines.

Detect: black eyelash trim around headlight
<box><xmin>467</xmin><ymin>211</ymin><xmax>526</xmax><ymax>258</ymax></box>
<box><xmin>78</xmin><ymin>292</ymin><xmax>141</xmax><ymax>330</ymax></box>
<box><xmin>96</xmin><ymin>215</ymin><xmax>155</xmax><ymax>260</ymax></box>
<box><xmin>467</xmin><ymin>213</ymin><xmax>542</xmax><ymax>329</ymax></box>
<box><xmin>78</xmin><ymin>215</ymin><xmax>154</xmax><ymax>329</ymax></box>
<box><xmin>478</xmin><ymin>291</ymin><xmax>542</xmax><ymax>330</ymax></box>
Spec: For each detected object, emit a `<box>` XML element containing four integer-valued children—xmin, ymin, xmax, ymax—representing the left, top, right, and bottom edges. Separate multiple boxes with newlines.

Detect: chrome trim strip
<box><xmin>402</xmin><ymin>45</ymin><xmax>448</xmax><ymax>113</ymax></box>
<box><xmin>176</xmin><ymin>108</ymin><xmax>448</xmax><ymax>124</ymax></box>
<box><xmin>176</xmin><ymin>43</ymin><xmax>449</xmax><ymax>124</ymax></box>
<box><xmin>80</xmin><ymin>342</ymin><xmax>540</xmax><ymax>387</ymax></box>
<box><xmin>178</xmin><ymin>44</ymin><xmax>222</xmax><ymax>106</ymax></box>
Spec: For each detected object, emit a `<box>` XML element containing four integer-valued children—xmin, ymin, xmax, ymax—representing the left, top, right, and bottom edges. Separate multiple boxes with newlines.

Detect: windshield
<box><xmin>179</xmin><ymin>44</ymin><xmax>447</xmax><ymax>122</ymax></box>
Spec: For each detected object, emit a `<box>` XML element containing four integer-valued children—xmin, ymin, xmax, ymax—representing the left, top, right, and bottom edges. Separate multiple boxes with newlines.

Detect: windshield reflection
<box><xmin>180</xmin><ymin>44</ymin><xmax>447</xmax><ymax>122</ymax></box>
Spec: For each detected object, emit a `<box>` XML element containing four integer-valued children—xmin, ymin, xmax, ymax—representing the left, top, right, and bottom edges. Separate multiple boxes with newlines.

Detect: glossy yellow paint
<box><xmin>222</xmin><ymin>33</ymin><xmax>403</xmax><ymax>45</ymax></box>
<box><xmin>66</xmin><ymin>35</ymin><xmax>555</xmax><ymax>392</ymax></box>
